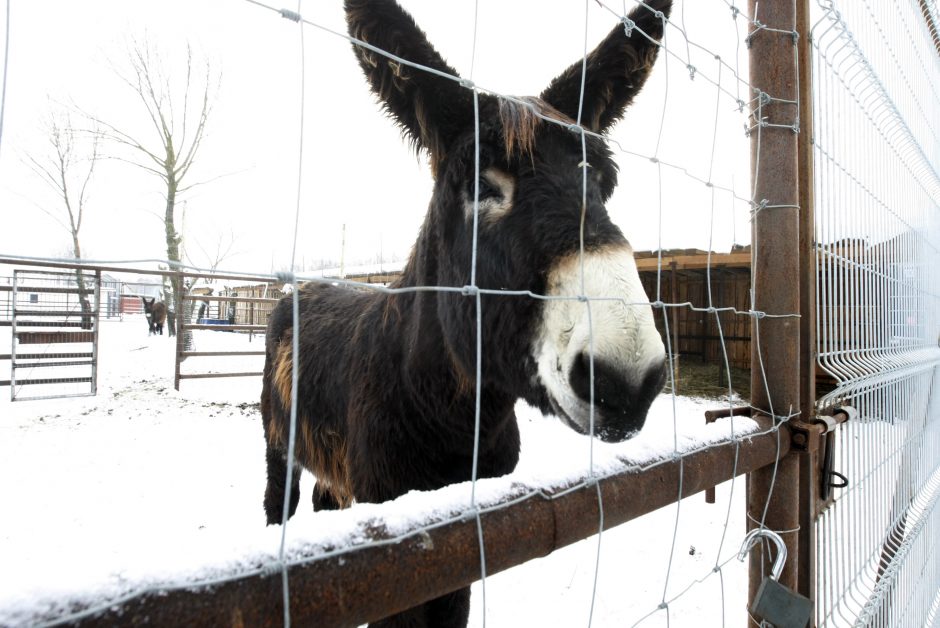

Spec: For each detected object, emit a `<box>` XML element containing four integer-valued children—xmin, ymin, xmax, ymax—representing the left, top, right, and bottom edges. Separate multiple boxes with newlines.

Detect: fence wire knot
<box><xmin>621</xmin><ymin>16</ymin><xmax>636</xmax><ymax>37</ymax></box>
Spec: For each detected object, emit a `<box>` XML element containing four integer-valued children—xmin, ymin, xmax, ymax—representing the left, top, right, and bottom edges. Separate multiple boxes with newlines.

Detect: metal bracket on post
<box><xmin>790</xmin><ymin>405</ymin><xmax>853</xmax><ymax>516</ymax></box>
<box><xmin>702</xmin><ymin>405</ymin><xmax>753</xmax><ymax>504</ymax></box>
<box><xmin>788</xmin><ymin>405</ymin><xmax>853</xmax><ymax>452</ymax></box>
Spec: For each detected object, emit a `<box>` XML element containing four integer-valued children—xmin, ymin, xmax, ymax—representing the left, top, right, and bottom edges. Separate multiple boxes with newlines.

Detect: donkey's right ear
<box><xmin>540</xmin><ymin>0</ymin><xmax>671</xmax><ymax>133</ymax></box>
<box><xmin>345</xmin><ymin>0</ymin><xmax>473</xmax><ymax>171</ymax></box>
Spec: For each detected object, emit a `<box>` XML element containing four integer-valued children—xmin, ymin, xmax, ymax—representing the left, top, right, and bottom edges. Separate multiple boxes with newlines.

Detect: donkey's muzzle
<box><xmin>569</xmin><ymin>353</ymin><xmax>667</xmax><ymax>442</ymax></box>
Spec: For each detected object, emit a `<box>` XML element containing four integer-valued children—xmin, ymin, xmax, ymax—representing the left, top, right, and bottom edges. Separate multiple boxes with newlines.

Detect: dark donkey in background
<box><xmin>140</xmin><ymin>297</ymin><xmax>167</xmax><ymax>336</ymax></box>
<box><xmin>261</xmin><ymin>0</ymin><xmax>671</xmax><ymax>625</ymax></box>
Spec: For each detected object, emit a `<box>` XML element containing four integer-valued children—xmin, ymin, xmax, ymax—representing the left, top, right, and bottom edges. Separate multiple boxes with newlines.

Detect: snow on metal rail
<box><xmin>52</xmin><ymin>414</ymin><xmax>781</xmax><ymax>628</ymax></box>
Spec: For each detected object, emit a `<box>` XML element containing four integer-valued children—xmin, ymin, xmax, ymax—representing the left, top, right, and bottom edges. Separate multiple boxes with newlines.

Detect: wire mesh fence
<box><xmin>1</xmin><ymin>0</ymin><xmax>939</xmax><ymax>625</ymax></box>
<box><xmin>811</xmin><ymin>0</ymin><xmax>940</xmax><ymax>625</ymax></box>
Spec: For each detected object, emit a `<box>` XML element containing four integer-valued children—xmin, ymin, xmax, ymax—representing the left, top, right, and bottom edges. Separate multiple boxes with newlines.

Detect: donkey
<box><xmin>261</xmin><ymin>0</ymin><xmax>671</xmax><ymax>625</ymax></box>
<box><xmin>140</xmin><ymin>296</ymin><xmax>167</xmax><ymax>336</ymax></box>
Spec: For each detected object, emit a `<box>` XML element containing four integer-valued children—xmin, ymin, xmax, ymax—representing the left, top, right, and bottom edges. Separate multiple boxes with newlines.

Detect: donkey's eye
<box><xmin>469</xmin><ymin>176</ymin><xmax>500</xmax><ymax>202</ymax></box>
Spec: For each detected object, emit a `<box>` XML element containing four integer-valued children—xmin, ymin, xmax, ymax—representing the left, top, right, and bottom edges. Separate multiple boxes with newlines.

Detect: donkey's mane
<box><xmin>498</xmin><ymin>96</ymin><xmax>575</xmax><ymax>160</ymax></box>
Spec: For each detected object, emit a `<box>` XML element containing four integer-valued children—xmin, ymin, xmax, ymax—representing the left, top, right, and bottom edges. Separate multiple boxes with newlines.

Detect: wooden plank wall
<box><xmin>639</xmin><ymin>267</ymin><xmax>752</xmax><ymax>370</ymax></box>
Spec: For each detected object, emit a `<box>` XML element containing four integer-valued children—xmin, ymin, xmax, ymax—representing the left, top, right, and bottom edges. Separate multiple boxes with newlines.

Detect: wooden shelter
<box><xmin>634</xmin><ymin>246</ymin><xmax>752</xmax><ymax>370</ymax></box>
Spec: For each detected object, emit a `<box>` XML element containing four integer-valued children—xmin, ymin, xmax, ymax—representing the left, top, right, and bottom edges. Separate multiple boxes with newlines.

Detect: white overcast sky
<box><xmin>0</xmin><ymin>0</ymin><xmax>752</xmax><ymax>275</ymax></box>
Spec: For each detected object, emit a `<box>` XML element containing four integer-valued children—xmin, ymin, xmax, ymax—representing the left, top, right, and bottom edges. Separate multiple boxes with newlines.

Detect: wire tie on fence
<box><xmin>744</xmin><ymin>24</ymin><xmax>764</xmax><ymax>48</ymax></box>
<box><xmin>649</xmin><ymin>156</ymin><xmax>659</xmax><ymax>163</ymax></box>
<box><xmin>745</xmin><ymin>513</ymin><xmax>801</xmax><ymax>535</ymax></box>
<box><xmin>621</xmin><ymin>16</ymin><xmax>636</xmax><ymax>37</ymax></box>
<box><xmin>461</xmin><ymin>285</ymin><xmax>479</xmax><ymax>297</ymax></box>
<box><xmin>577</xmin><ymin>160</ymin><xmax>593</xmax><ymax>169</ymax></box>
<box><xmin>729</xmin><ymin>5</ymin><xmax>740</xmax><ymax>19</ymax></box>
<box><xmin>459</xmin><ymin>78</ymin><xmax>475</xmax><ymax>90</ymax></box>
<box><xmin>279</xmin><ymin>8</ymin><xmax>301</xmax><ymax>22</ymax></box>
<box><xmin>658</xmin><ymin>601</ymin><xmax>668</xmax><ymax>610</ymax></box>
<box><xmin>577</xmin><ymin>295</ymin><xmax>588</xmax><ymax>303</ymax></box>
<box><xmin>651</xmin><ymin>300</ymin><xmax>664</xmax><ymax>309</ymax></box>
<box><xmin>736</xmin><ymin>99</ymin><xmax>746</xmax><ymax>112</ymax></box>
<box><xmin>686</xmin><ymin>64</ymin><xmax>697</xmax><ymax>80</ymax></box>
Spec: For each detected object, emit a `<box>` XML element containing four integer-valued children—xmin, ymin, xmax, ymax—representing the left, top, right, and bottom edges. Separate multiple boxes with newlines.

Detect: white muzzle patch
<box><xmin>532</xmin><ymin>244</ymin><xmax>666</xmax><ymax>434</ymax></box>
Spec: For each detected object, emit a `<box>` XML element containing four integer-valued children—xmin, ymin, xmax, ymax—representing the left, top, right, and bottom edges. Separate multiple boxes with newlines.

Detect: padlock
<box><xmin>737</xmin><ymin>528</ymin><xmax>813</xmax><ymax>628</ymax></box>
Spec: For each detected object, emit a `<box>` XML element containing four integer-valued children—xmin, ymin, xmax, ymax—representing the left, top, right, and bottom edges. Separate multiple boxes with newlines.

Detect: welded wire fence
<box><xmin>811</xmin><ymin>0</ymin><xmax>940</xmax><ymax>625</ymax></box>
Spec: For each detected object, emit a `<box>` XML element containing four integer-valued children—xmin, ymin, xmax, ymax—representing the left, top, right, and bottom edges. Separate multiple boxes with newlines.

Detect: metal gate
<box><xmin>2</xmin><ymin>269</ymin><xmax>101</xmax><ymax>401</ymax></box>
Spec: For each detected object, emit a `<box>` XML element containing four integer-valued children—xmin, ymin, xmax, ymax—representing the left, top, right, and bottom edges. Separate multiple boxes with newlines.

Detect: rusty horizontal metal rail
<box><xmin>3</xmin><ymin>376</ymin><xmax>93</xmax><ymax>387</ymax></box>
<box><xmin>176</xmin><ymin>371</ymin><xmax>263</xmax><ymax>380</ymax></box>
<box><xmin>185</xmin><ymin>324</ymin><xmax>267</xmax><ymax>332</ymax></box>
<box><xmin>68</xmin><ymin>415</ymin><xmax>788</xmax><ymax>627</ymax></box>
<box><xmin>180</xmin><ymin>351</ymin><xmax>266</xmax><ymax>358</ymax></box>
<box><xmin>0</xmin><ymin>257</ymin><xmax>276</xmax><ymax>285</ymax></box>
<box><xmin>1</xmin><ymin>352</ymin><xmax>93</xmax><ymax>360</ymax></box>
<box><xmin>12</xmin><ymin>321</ymin><xmax>89</xmax><ymax>328</ymax></box>
<box><xmin>183</xmin><ymin>295</ymin><xmax>279</xmax><ymax>304</ymax></box>
<box><xmin>7</xmin><ymin>286</ymin><xmax>86</xmax><ymax>294</ymax></box>
<box><xmin>13</xmin><ymin>310</ymin><xmax>98</xmax><ymax>317</ymax></box>
<box><xmin>13</xmin><ymin>361</ymin><xmax>94</xmax><ymax>369</ymax></box>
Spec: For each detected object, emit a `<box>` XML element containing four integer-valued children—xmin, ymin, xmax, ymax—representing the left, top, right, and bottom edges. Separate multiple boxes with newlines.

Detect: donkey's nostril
<box><xmin>568</xmin><ymin>352</ymin><xmax>667</xmax><ymax>438</ymax></box>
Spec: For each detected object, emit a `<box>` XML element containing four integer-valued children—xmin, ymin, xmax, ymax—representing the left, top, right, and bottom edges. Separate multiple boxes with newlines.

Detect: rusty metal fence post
<box><xmin>747</xmin><ymin>0</ymin><xmax>803</xmax><ymax>615</ymax></box>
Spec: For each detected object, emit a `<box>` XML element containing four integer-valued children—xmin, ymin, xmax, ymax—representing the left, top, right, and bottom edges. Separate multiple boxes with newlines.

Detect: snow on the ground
<box><xmin>0</xmin><ymin>320</ymin><xmax>756</xmax><ymax>627</ymax></box>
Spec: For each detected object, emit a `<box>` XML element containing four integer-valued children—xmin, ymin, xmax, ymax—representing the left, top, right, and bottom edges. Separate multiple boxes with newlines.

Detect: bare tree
<box><xmin>87</xmin><ymin>38</ymin><xmax>220</xmax><ymax>336</ymax></box>
<box><xmin>25</xmin><ymin>109</ymin><xmax>101</xmax><ymax>329</ymax></box>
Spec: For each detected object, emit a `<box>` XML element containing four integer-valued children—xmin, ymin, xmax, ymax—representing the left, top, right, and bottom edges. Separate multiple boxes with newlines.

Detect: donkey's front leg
<box><xmin>313</xmin><ymin>481</ymin><xmax>342</xmax><ymax>511</ymax></box>
<box><xmin>263</xmin><ymin>442</ymin><xmax>301</xmax><ymax>525</ymax></box>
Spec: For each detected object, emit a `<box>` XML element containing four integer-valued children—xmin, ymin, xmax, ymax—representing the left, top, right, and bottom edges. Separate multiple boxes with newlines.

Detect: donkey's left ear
<box><xmin>540</xmin><ymin>0</ymin><xmax>671</xmax><ymax>133</ymax></box>
<box><xmin>345</xmin><ymin>0</ymin><xmax>473</xmax><ymax>169</ymax></box>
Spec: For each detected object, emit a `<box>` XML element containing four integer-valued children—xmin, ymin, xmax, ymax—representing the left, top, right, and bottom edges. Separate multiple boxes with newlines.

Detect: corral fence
<box><xmin>174</xmin><ymin>286</ymin><xmax>281</xmax><ymax>389</ymax></box>
<box><xmin>0</xmin><ymin>268</ymin><xmax>101</xmax><ymax>401</ymax></box>
<box><xmin>3</xmin><ymin>0</ymin><xmax>940</xmax><ymax>626</ymax></box>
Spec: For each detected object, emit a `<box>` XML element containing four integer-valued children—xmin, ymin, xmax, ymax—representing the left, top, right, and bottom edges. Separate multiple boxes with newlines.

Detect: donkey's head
<box><xmin>347</xmin><ymin>0</ymin><xmax>670</xmax><ymax>442</ymax></box>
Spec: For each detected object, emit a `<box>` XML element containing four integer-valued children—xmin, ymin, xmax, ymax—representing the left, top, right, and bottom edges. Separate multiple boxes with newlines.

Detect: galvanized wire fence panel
<box><xmin>811</xmin><ymin>0</ymin><xmax>940</xmax><ymax>625</ymax></box>
<box><xmin>0</xmin><ymin>1</ymin><xmax>806</xmax><ymax>626</ymax></box>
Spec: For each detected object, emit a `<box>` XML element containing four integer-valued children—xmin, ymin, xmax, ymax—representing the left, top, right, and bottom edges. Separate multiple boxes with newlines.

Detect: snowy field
<box><xmin>0</xmin><ymin>319</ymin><xmax>759</xmax><ymax>627</ymax></box>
